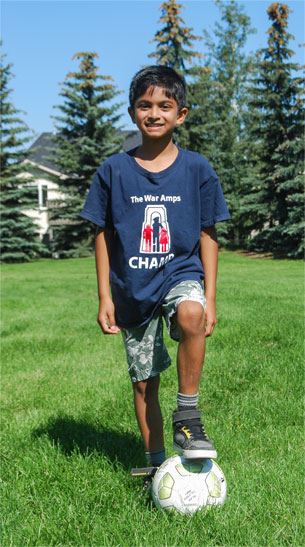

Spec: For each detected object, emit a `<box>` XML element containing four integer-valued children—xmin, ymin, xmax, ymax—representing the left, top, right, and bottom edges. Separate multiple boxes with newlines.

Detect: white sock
<box><xmin>177</xmin><ymin>392</ymin><xmax>199</xmax><ymax>410</ymax></box>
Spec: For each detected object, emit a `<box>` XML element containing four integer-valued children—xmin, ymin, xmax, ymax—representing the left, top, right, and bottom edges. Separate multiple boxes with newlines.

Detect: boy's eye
<box><xmin>136</xmin><ymin>103</ymin><xmax>173</xmax><ymax>110</ymax></box>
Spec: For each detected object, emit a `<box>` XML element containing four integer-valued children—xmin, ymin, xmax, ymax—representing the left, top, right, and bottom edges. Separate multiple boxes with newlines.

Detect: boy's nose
<box><xmin>148</xmin><ymin>106</ymin><xmax>160</xmax><ymax>119</ymax></box>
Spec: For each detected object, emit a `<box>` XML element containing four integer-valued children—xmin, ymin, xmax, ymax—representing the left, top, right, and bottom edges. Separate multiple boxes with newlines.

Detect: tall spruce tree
<box><xmin>201</xmin><ymin>0</ymin><xmax>256</xmax><ymax>246</ymax></box>
<box><xmin>148</xmin><ymin>0</ymin><xmax>202</xmax><ymax>71</ymax></box>
<box><xmin>0</xmin><ymin>51</ymin><xmax>46</xmax><ymax>262</ymax></box>
<box><xmin>148</xmin><ymin>1</ymin><xmax>216</xmax><ymax>179</ymax></box>
<box><xmin>244</xmin><ymin>3</ymin><xmax>304</xmax><ymax>258</ymax></box>
<box><xmin>176</xmin><ymin>67</ymin><xmax>221</xmax><ymax>158</ymax></box>
<box><xmin>51</xmin><ymin>52</ymin><xmax>124</xmax><ymax>257</ymax></box>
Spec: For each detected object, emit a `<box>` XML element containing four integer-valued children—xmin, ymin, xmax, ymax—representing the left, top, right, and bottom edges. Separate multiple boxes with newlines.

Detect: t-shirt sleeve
<box><xmin>200</xmin><ymin>167</ymin><xmax>231</xmax><ymax>228</ymax></box>
<box><xmin>80</xmin><ymin>166</ymin><xmax>112</xmax><ymax>228</ymax></box>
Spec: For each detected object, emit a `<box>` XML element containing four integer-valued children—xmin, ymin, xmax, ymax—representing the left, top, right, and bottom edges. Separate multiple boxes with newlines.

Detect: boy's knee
<box><xmin>133</xmin><ymin>375</ymin><xmax>160</xmax><ymax>400</ymax></box>
<box><xmin>177</xmin><ymin>300</ymin><xmax>205</xmax><ymax>336</ymax></box>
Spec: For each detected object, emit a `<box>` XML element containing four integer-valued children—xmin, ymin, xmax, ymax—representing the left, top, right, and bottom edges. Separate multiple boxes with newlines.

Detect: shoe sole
<box><xmin>173</xmin><ymin>443</ymin><xmax>217</xmax><ymax>460</ymax></box>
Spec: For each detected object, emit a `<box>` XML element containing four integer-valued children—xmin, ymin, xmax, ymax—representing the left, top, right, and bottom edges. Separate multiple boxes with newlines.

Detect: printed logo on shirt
<box><xmin>140</xmin><ymin>205</ymin><xmax>170</xmax><ymax>254</ymax></box>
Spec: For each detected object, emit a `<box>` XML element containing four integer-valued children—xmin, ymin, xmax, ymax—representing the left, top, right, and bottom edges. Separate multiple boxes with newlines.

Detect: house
<box><xmin>22</xmin><ymin>130</ymin><xmax>142</xmax><ymax>246</ymax></box>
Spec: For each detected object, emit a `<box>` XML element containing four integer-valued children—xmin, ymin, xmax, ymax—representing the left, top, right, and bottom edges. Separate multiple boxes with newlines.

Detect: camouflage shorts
<box><xmin>120</xmin><ymin>280</ymin><xmax>206</xmax><ymax>383</ymax></box>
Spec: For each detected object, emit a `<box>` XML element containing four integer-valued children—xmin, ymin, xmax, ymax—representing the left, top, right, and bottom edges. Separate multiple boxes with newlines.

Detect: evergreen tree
<box><xmin>201</xmin><ymin>0</ymin><xmax>256</xmax><ymax>246</ymax></box>
<box><xmin>0</xmin><ymin>51</ymin><xmax>46</xmax><ymax>262</ymax></box>
<box><xmin>244</xmin><ymin>3</ymin><xmax>304</xmax><ymax>258</ymax></box>
<box><xmin>148</xmin><ymin>1</ymin><xmax>215</xmax><ymax>179</ymax></box>
<box><xmin>176</xmin><ymin>67</ymin><xmax>220</xmax><ymax>157</ymax></box>
<box><xmin>51</xmin><ymin>52</ymin><xmax>124</xmax><ymax>257</ymax></box>
<box><xmin>148</xmin><ymin>0</ymin><xmax>202</xmax><ymax>71</ymax></box>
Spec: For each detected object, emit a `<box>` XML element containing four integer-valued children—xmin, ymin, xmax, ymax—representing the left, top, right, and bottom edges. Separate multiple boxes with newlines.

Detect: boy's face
<box><xmin>128</xmin><ymin>86</ymin><xmax>187</xmax><ymax>140</ymax></box>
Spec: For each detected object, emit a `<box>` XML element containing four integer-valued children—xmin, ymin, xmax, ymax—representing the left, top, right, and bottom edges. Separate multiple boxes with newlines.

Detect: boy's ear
<box><xmin>176</xmin><ymin>107</ymin><xmax>188</xmax><ymax>126</ymax></box>
<box><xmin>128</xmin><ymin>106</ymin><xmax>135</xmax><ymax>124</ymax></box>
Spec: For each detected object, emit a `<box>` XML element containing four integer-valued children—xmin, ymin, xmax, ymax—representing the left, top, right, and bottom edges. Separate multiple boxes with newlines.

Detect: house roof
<box><xmin>28</xmin><ymin>130</ymin><xmax>142</xmax><ymax>172</ymax></box>
<box><xmin>120</xmin><ymin>130</ymin><xmax>142</xmax><ymax>152</ymax></box>
<box><xmin>28</xmin><ymin>132</ymin><xmax>59</xmax><ymax>171</ymax></box>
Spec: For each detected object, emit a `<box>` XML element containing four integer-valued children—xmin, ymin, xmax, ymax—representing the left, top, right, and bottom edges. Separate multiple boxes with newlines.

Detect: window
<box><xmin>41</xmin><ymin>185</ymin><xmax>48</xmax><ymax>207</ymax></box>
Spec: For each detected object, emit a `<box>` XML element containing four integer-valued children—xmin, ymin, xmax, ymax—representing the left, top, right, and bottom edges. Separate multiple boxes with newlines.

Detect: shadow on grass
<box><xmin>33</xmin><ymin>415</ymin><xmax>144</xmax><ymax>470</ymax></box>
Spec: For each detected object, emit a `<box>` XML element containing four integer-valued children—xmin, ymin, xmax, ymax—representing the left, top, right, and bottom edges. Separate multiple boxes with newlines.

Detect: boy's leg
<box><xmin>132</xmin><ymin>375</ymin><xmax>165</xmax><ymax>455</ymax></box>
<box><xmin>173</xmin><ymin>300</ymin><xmax>217</xmax><ymax>458</ymax></box>
<box><xmin>163</xmin><ymin>281</ymin><xmax>217</xmax><ymax>459</ymax></box>
<box><xmin>176</xmin><ymin>300</ymin><xmax>205</xmax><ymax>395</ymax></box>
<box><xmin>121</xmin><ymin>313</ymin><xmax>171</xmax><ymax>467</ymax></box>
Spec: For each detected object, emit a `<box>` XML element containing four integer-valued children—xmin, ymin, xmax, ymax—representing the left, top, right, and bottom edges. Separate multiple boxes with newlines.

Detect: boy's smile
<box><xmin>128</xmin><ymin>86</ymin><xmax>187</xmax><ymax>140</ymax></box>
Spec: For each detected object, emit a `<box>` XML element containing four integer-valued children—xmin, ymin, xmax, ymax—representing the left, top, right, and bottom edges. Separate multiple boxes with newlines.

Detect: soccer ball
<box><xmin>152</xmin><ymin>455</ymin><xmax>226</xmax><ymax>514</ymax></box>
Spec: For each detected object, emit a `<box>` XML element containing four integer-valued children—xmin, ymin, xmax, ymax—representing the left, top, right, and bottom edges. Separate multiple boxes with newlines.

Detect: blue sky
<box><xmin>2</xmin><ymin>0</ymin><xmax>304</xmax><ymax>139</ymax></box>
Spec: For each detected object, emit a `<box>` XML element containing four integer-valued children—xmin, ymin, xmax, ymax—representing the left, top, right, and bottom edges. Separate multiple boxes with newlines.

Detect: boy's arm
<box><xmin>200</xmin><ymin>226</ymin><xmax>218</xmax><ymax>337</ymax></box>
<box><xmin>95</xmin><ymin>226</ymin><xmax>120</xmax><ymax>335</ymax></box>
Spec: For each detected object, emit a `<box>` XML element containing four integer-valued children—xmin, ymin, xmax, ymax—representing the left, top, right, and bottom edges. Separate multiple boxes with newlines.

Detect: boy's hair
<box><xmin>129</xmin><ymin>66</ymin><xmax>187</xmax><ymax>111</ymax></box>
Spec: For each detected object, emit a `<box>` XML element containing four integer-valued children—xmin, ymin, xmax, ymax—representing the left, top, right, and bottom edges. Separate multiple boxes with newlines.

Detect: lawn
<box><xmin>1</xmin><ymin>252</ymin><xmax>304</xmax><ymax>546</ymax></box>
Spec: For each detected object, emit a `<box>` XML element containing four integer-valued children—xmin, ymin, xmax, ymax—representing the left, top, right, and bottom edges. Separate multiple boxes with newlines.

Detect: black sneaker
<box><xmin>172</xmin><ymin>408</ymin><xmax>217</xmax><ymax>459</ymax></box>
<box><xmin>130</xmin><ymin>466</ymin><xmax>159</xmax><ymax>498</ymax></box>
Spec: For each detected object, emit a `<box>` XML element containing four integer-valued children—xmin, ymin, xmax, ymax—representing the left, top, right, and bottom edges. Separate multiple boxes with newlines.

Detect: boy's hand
<box><xmin>97</xmin><ymin>297</ymin><xmax>120</xmax><ymax>335</ymax></box>
<box><xmin>205</xmin><ymin>297</ymin><xmax>217</xmax><ymax>337</ymax></box>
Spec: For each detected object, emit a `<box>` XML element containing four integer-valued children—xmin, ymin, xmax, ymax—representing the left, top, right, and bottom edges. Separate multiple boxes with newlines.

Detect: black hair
<box><xmin>129</xmin><ymin>65</ymin><xmax>187</xmax><ymax>111</ymax></box>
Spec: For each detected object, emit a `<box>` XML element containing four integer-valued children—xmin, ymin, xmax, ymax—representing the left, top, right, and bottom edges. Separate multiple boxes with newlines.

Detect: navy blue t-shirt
<box><xmin>81</xmin><ymin>147</ymin><xmax>230</xmax><ymax>328</ymax></box>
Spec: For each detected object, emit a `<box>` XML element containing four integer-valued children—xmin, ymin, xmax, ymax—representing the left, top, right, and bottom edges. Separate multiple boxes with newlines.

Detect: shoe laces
<box><xmin>143</xmin><ymin>477</ymin><xmax>152</xmax><ymax>491</ymax></box>
<box><xmin>180</xmin><ymin>418</ymin><xmax>208</xmax><ymax>441</ymax></box>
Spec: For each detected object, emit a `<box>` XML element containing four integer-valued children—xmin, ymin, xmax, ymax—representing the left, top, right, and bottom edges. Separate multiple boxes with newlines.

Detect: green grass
<box><xmin>1</xmin><ymin>252</ymin><xmax>304</xmax><ymax>546</ymax></box>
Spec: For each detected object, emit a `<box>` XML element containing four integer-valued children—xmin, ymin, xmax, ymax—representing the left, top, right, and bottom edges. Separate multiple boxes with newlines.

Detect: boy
<box><xmin>81</xmin><ymin>66</ymin><xmax>230</xmax><ymax>472</ymax></box>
